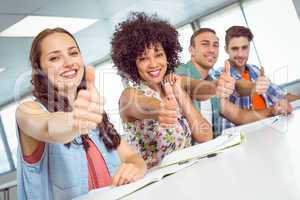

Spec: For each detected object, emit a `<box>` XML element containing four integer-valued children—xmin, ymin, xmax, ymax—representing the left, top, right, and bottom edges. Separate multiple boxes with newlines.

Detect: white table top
<box><xmin>121</xmin><ymin>109</ymin><xmax>300</xmax><ymax>200</ymax></box>
<box><xmin>0</xmin><ymin>180</ymin><xmax>17</xmax><ymax>191</ymax></box>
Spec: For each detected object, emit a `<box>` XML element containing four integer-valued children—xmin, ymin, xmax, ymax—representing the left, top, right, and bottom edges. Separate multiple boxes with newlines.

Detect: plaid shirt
<box><xmin>216</xmin><ymin>64</ymin><xmax>286</xmax><ymax>129</ymax></box>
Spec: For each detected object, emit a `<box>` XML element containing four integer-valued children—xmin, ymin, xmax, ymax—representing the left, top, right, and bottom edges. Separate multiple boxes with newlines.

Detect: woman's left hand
<box><xmin>164</xmin><ymin>74</ymin><xmax>184</xmax><ymax>99</ymax></box>
<box><xmin>164</xmin><ymin>73</ymin><xmax>180</xmax><ymax>85</ymax></box>
<box><xmin>112</xmin><ymin>163</ymin><xmax>146</xmax><ymax>186</ymax></box>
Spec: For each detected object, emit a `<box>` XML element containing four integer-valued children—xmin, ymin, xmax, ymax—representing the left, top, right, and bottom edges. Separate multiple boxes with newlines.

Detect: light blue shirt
<box><xmin>17</xmin><ymin>103</ymin><xmax>121</xmax><ymax>200</ymax></box>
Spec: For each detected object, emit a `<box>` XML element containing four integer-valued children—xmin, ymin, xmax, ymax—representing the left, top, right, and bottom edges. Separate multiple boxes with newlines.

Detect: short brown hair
<box><xmin>190</xmin><ymin>28</ymin><xmax>216</xmax><ymax>47</ymax></box>
<box><xmin>225</xmin><ymin>26</ymin><xmax>253</xmax><ymax>47</ymax></box>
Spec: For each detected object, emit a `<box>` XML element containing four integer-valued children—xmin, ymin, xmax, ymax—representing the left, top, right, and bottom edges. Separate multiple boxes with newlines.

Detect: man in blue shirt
<box><xmin>224</xmin><ymin>26</ymin><xmax>296</xmax><ymax>111</ymax></box>
<box><xmin>175</xmin><ymin>28</ymin><xmax>288</xmax><ymax>137</ymax></box>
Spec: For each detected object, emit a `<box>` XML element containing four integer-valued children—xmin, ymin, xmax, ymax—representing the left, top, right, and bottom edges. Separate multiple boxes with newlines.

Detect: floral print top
<box><xmin>122</xmin><ymin>80</ymin><xmax>192</xmax><ymax>168</ymax></box>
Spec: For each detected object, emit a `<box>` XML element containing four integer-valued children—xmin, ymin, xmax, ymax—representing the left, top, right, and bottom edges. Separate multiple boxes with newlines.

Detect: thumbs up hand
<box><xmin>85</xmin><ymin>65</ymin><xmax>97</xmax><ymax>93</ymax></box>
<box><xmin>73</xmin><ymin>65</ymin><xmax>104</xmax><ymax>135</ymax></box>
<box><xmin>216</xmin><ymin>60</ymin><xmax>236</xmax><ymax>98</ymax></box>
<box><xmin>163</xmin><ymin>73</ymin><xmax>184</xmax><ymax>99</ymax></box>
<box><xmin>272</xmin><ymin>99</ymin><xmax>293</xmax><ymax>116</ymax></box>
<box><xmin>158</xmin><ymin>82</ymin><xmax>178</xmax><ymax>128</ymax></box>
<box><xmin>254</xmin><ymin>66</ymin><xmax>270</xmax><ymax>95</ymax></box>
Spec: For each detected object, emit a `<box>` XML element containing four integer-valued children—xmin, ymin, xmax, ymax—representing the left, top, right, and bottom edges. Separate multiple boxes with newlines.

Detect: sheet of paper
<box><xmin>159</xmin><ymin>131</ymin><xmax>242</xmax><ymax>168</ymax></box>
<box><xmin>73</xmin><ymin>160</ymin><xmax>198</xmax><ymax>200</ymax></box>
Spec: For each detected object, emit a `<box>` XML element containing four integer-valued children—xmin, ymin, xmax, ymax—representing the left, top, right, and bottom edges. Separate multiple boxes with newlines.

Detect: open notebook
<box><xmin>158</xmin><ymin>130</ymin><xmax>243</xmax><ymax>168</ymax></box>
<box><xmin>73</xmin><ymin>160</ymin><xmax>198</xmax><ymax>200</ymax></box>
<box><xmin>74</xmin><ymin>131</ymin><xmax>243</xmax><ymax>200</ymax></box>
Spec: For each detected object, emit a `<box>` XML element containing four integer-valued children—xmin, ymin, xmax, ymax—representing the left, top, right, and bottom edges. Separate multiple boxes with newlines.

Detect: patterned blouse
<box><xmin>122</xmin><ymin>80</ymin><xmax>192</xmax><ymax>168</ymax></box>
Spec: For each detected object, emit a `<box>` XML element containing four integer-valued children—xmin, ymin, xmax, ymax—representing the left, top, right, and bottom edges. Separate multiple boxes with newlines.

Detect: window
<box><xmin>242</xmin><ymin>0</ymin><xmax>300</xmax><ymax>84</ymax></box>
<box><xmin>94</xmin><ymin>61</ymin><xmax>125</xmax><ymax>135</ymax></box>
<box><xmin>1</xmin><ymin>96</ymin><xmax>33</xmax><ymax>170</ymax></box>
<box><xmin>177</xmin><ymin>24</ymin><xmax>194</xmax><ymax>63</ymax></box>
<box><xmin>199</xmin><ymin>3</ymin><xmax>260</xmax><ymax>69</ymax></box>
<box><xmin>0</xmin><ymin>103</ymin><xmax>19</xmax><ymax>167</ymax></box>
<box><xmin>0</xmin><ymin>131</ymin><xmax>11</xmax><ymax>174</ymax></box>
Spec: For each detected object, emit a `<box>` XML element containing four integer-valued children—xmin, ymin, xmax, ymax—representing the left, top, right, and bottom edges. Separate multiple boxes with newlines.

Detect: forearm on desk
<box><xmin>178</xmin><ymin>91</ymin><xmax>213</xmax><ymax>142</ymax></box>
<box><xmin>287</xmin><ymin>93</ymin><xmax>300</xmax><ymax>102</ymax></box>
<box><xmin>220</xmin><ymin>98</ymin><xmax>274</xmax><ymax>125</ymax></box>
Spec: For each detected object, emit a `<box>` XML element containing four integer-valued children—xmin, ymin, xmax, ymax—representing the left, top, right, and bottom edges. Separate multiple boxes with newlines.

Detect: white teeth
<box><xmin>149</xmin><ymin>70</ymin><xmax>160</xmax><ymax>76</ymax></box>
<box><xmin>205</xmin><ymin>55</ymin><xmax>215</xmax><ymax>60</ymax></box>
<box><xmin>62</xmin><ymin>70</ymin><xmax>76</xmax><ymax>77</ymax></box>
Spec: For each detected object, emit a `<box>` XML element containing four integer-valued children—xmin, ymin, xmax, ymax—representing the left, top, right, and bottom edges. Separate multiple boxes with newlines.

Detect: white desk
<box><xmin>0</xmin><ymin>180</ymin><xmax>17</xmax><ymax>200</ymax></box>
<box><xmin>121</xmin><ymin>109</ymin><xmax>300</xmax><ymax>200</ymax></box>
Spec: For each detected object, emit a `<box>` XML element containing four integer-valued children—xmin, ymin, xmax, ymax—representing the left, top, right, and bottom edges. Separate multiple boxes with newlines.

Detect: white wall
<box><xmin>243</xmin><ymin>0</ymin><xmax>300</xmax><ymax>85</ymax></box>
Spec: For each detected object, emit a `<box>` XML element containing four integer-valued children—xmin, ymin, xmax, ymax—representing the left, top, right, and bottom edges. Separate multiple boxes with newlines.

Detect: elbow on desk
<box><xmin>231</xmin><ymin>116</ymin><xmax>250</xmax><ymax>126</ymax></box>
<box><xmin>192</xmin><ymin>131</ymin><xmax>213</xmax><ymax>143</ymax></box>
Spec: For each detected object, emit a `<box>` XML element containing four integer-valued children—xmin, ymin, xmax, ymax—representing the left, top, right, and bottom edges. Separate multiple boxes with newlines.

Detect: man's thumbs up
<box><xmin>216</xmin><ymin>60</ymin><xmax>235</xmax><ymax>98</ymax></box>
<box><xmin>224</xmin><ymin>60</ymin><xmax>231</xmax><ymax>75</ymax></box>
<box><xmin>255</xmin><ymin>66</ymin><xmax>270</xmax><ymax>95</ymax></box>
<box><xmin>260</xmin><ymin>66</ymin><xmax>265</xmax><ymax>77</ymax></box>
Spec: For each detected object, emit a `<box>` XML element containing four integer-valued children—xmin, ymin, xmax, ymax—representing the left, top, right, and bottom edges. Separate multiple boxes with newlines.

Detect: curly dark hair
<box><xmin>111</xmin><ymin>12</ymin><xmax>182</xmax><ymax>83</ymax></box>
<box><xmin>30</xmin><ymin>28</ymin><xmax>120</xmax><ymax>151</ymax></box>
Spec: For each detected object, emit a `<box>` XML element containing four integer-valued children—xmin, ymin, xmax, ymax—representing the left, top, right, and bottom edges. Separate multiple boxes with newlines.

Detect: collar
<box><xmin>230</xmin><ymin>64</ymin><xmax>259</xmax><ymax>80</ymax></box>
<box><xmin>184</xmin><ymin>60</ymin><xmax>217</xmax><ymax>80</ymax></box>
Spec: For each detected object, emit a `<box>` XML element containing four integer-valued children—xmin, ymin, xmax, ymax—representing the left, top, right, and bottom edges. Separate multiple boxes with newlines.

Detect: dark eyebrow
<box><xmin>200</xmin><ymin>40</ymin><xmax>210</xmax><ymax>43</ymax></box>
<box><xmin>154</xmin><ymin>46</ymin><xmax>164</xmax><ymax>52</ymax></box>
<box><xmin>47</xmin><ymin>46</ymin><xmax>78</xmax><ymax>56</ymax></box>
<box><xmin>155</xmin><ymin>49</ymin><xmax>164</xmax><ymax>53</ymax></box>
<box><xmin>231</xmin><ymin>46</ymin><xmax>239</xmax><ymax>49</ymax></box>
<box><xmin>47</xmin><ymin>50</ymin><xmax>60</xmax><ymax>56</ymax></box>
<box><xmin>68</xmin><ymin>46</ymin><xmax>78</xmax><ymax>51</ymax></box>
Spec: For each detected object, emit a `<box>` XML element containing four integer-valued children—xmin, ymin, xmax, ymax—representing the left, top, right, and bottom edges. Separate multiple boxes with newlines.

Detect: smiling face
<box><xmin>135</xmin><ymin>43</ymin><xmax>168</xmax><ymax>87</ymax></box>
<box><xmin>226</xmin><ymin>36</ymin><xmax>250</xmax><ymax>69</ymax></box>
<box><xmin>39</xmin><ymin>32</ymin><xmax>84</xmax><ymax>92</ymax></box>
<box><xmin>190</xmin><ymin>31</ymin><xmax>219</xmax><ymax>70</ymax></box>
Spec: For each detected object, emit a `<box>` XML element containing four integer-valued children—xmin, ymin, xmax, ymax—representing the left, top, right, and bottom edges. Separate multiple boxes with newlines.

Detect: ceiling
<box><xmin>0</xmin><ymin>0</ymin><xmax>237</xmax><ymax>107</ymax></box>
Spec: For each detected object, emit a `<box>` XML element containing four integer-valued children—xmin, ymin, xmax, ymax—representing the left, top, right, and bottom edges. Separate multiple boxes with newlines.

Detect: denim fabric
<box><xmin>17</xmin><ymin>103</ymin><xmax>121</xmax><ymax>200</ymax></box>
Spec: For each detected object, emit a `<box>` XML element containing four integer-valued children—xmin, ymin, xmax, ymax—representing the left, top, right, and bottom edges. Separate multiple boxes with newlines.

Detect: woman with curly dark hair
<box><xmin>111</xmin><ymin>12</ymin><xmax>218</xmax><ymax>168</ymax></box>
<box><xmin>16</xmin><ymin>28</ymin><xmax>146</xmax><ymax>200</ymax></box>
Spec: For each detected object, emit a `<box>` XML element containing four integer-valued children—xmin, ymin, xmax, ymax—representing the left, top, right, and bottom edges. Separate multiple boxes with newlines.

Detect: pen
<box><xmin>206</xmin><ymin>153</ymin><xmax>218</xmax><ymax>158</ymax></box>
<box><xmin>178</xmin><ymin>160</ymin><xmax>189</xmax><ymax>165</ymax></box>
<box><xmin>271</xmin><ymin>115</ymin><xmax>282</xmax><ymax>124</ymax></box>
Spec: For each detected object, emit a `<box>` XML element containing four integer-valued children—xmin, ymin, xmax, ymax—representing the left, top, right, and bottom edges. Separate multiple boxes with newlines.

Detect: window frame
<box><xmin>0</xmin><ymin>116</ymin><xmax>15</xmax><ymax>175</ymax></box>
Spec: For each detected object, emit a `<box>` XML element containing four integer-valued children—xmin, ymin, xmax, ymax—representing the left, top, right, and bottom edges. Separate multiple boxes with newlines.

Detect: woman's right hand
<box><xmin>73</xmin><ymin>66</ymin><xmax>104</xmax><ymax>135</ymax></box>
<box><xmin>158</xmin><ymin>82</ymin><xmax>178</xmax><ymax>128</ymax></box>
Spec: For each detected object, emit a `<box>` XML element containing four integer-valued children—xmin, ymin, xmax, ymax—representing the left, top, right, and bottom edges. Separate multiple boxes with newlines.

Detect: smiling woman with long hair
<box><xmin>16</xmin><ymin>28</ymin><xmax>146</xmax><ymax>200</ymax></box>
